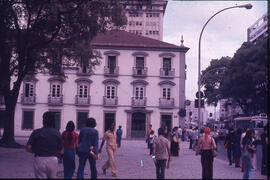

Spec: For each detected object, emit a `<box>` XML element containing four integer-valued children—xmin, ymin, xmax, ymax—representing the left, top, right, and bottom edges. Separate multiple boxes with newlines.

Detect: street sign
<box><xmin>185</xmin><ymin>100</ymin><xmax>191</xmax><ymax>106</ymax></box>
<box><xmin>195</xmin><ymin>99</ymin><xmax>204</xmax><ymax>108</ymax></box>
<box><xmin>196</xmin><ymin>91</ymin><xmax>204</xmax><ymax>98</ymax></box>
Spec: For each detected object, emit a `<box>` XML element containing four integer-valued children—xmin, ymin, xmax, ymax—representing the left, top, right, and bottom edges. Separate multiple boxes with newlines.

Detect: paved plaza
<box><xmin>0</xmin><ymin>137</ymin><xmax>267</xmax><ymax>179</ymax></box>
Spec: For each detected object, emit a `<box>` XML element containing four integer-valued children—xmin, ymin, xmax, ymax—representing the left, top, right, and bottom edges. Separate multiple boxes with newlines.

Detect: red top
<box><xmin>62</xmin><ymin>131</ymin><xmax>79</xmax><ymax>149</ymax></box>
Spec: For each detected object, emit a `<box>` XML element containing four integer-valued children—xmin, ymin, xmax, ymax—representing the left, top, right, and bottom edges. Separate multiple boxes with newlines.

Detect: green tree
<box><xmin>0</xmin><ymin>0</ymin><xmax>129</xmax><ymax>147</ymax></box>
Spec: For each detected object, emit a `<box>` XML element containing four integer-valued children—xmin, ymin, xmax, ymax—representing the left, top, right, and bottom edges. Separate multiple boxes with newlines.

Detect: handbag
<box><xmin>211</xmin><ymin>137</ymin><xmax>217</xmax><ymax>157</ymax></box>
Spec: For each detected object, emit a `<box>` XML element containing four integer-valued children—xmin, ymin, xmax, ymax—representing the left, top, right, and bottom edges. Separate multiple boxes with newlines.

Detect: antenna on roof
<box><xmin>181</xmin><ymin>35</ymin><xmax>184</xmax><ymax>46</ymax></box>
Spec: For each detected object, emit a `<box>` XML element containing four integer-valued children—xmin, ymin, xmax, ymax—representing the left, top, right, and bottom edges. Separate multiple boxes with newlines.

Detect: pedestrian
<box><xmin>177</xmin><ymin>126</ymin><xmax>182</xmax><ymax>140</ymax></box>
<box><xmin>189</xmin><ymin>127</ymin><xmax>193</xmax><ymax>149</ymax></box>
<box><xmin>99</xmin><ymin>122</ymin><xmax>118</xmax><ymax>177</ymax></box>
<box><xmin>233</xmin><ymin>128</ymin><xmax>242</xmax><ymax>168</ymax></box>
<box><xmin>146</xmin><ymin>124</ymin><xmax>152</xmax><ymax>149</ymax></box>
<box><xmin>62</xmin><ymin>121</ymin><xmax>79</xmax><ymax>179</ymax></box>
<box><xmin>224</xmin><ymin>127</ymin><xmax>234</xmax><ymax>165</ymax></box>
<box><xmin>170</xmin><ymin>127</ymin><xmax>180</xmax><ymax>156</ymax></box>
<box><xmin>152</xmin><ymin>127</ymin><xmax>171</xmax><ymax>179</ymax></box>
<box><xmin>242</xmin><ymin>129</ymin><xmax>256</xmax><ymax>179</ymax></box>
<box><xmin>240</xmin><ymin>127</ymin><xmax>249</xmax><ymax>172</ymax></box>
<box><xmin>182</xmin><ymin>127</ymin><xmax>186</xmax><ymax>141</ymax></box>
<box><xmin>213</xmin><ymin>128</ymin><xmax>219</xmax><ymax>151</ymax></box>
<box><xmin>260</xmin><ymin>125</ymin><xmax>268</xmax><ymax>176</ymax></box>
<box><xmin>26</xmin><ymin>111</ymin><xmax>63</xmax><ymax>178</ymax></box>
<box><xmin>196</xmin><ymin>127</ymin><xmax>216</xmax><ymax>179</ymax></box>
<box><xmin>163</xmin><ymin>126</ymin><xmax>170</xmax><ymax>140</ymax></box>
<box><xmin>116</xmin><ymin>125</ymin><xmax>123</xmax><ymax>148</ymax></box>
<box><xmin>149</xmin><ymin>130</ymin><xmax>156</xmax><ymax>155</ymax></box>
<box><xmin>192</xmin><ymin>127</ymin><xmax>198</xmax><ymax>151</ymax></box>
<box><xmin>77</xmin><ymin>117</ymin><xmax>99</xmax><ymax>179</ymax></box>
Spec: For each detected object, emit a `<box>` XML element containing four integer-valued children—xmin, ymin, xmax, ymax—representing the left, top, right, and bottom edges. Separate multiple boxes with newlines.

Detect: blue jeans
<box><xmin>77</xmin><ymin>152</ymin><xmax>97</xmax><ymax>179</ymax></box>
<box><xmin>242</xmin><ymin>156</ymin><xmax>254</xmax><ymax>179</ymax></box>
<box><xmin>63</xmin><ymin>148</ymin><xmax>75</xmax><ymax>179</ymax></box>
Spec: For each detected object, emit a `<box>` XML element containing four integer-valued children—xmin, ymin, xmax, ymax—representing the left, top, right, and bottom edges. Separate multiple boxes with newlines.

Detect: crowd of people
<box><xmin>25</xmin><ymin>111</ymin><xmax>268</xmax><ymax>179</ymax></box>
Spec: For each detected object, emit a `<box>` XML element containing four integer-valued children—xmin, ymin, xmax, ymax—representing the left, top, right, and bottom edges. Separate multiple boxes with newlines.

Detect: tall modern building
<box><xmin>121</xmin><ymin>0</ymin><xmax>168</xmax><ymax>40</ymax></box>
<box><xmin>247</xmin><ymin>12</ymin><xmax>268</xmax><ymax>42</ymax></box>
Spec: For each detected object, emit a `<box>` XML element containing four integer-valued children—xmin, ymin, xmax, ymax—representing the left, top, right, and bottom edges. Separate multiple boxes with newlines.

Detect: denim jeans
<box><xmin>63</xmin><ymin>148</ymin><xmax>75</xmax><ymax>179</ymax></box>
<box><xmin>242</xmin><ymin>155</ymin><xmax>254</xmax><ymax>179</ymax></box>
<box><xmin>77</xmin><ymin>152</ymin><xmax>97</xmax><ymax>179</ymax></box>
<box><xmin>156</xmin><ymin>159</ymin><xmax>167</xmax><ymax>179</ymax></box>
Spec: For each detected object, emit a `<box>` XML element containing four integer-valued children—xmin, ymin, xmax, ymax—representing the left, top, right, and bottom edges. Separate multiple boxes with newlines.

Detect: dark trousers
<box><xmin>227</xmin><ymin>146</ymin><xmax>233</xmax><ymax>165</ymax></box>
<box><xmin>63</xmin><ymin>148</ymin><xmax>75</xmax><ymax>179</ymax></box>
<box><xmin>116</xmin><ymin>136</ymin><xmax>121</xmax><ymax>147</ymax></box>
<box><xmin>261</xmin><ymin>145</ymin><xmax>268</xmax><ymax>175</ymax></box>
<box><xmin>156</xmin><ymin>159</ymin><xmax>167</xmax><ymax>179</ymax></box>
<box><xmin>77</xmin><ymin>152</ymin><xmax>97</xmax><ymax>179</ymax></box>
<box><xmin>201</xmin><ymin>150</ymin><xmax>213</xmax><ymax>179</ymax></box>
<box><xmin>149</xmin><ymin>143</ymin><xmax>153</xmax><ymax>155</ymax></box>
<box><xmin>189</xmin><ymin>139</ymin><xmax>193</xmax><ymax>149</ymax></box>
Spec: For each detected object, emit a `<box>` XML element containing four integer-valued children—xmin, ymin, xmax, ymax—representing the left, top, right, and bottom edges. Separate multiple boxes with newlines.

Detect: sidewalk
<box><xmin>0</xmin><ymin>138</ymin><xmax>267</xmax><ymax>179</ymax></box>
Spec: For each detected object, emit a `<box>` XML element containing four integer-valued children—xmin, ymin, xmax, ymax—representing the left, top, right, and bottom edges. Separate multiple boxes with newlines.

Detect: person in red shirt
<box><xmin>62</xmin><ymin>121</ymin><xmax>78</xmax><ymax>179</ymax></box>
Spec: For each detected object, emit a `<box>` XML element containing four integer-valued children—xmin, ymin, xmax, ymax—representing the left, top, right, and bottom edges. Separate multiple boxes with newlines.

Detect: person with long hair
<box><xmin>233</xmin><ymin>128</ymin><xmax>242</xmax><ymax>168</ymax></box>
<box><xmin>196</xmin><ymin>127</ymin><xmax>216</xmax><ymax>179</ymax></box>
<box><xmin>62</xmin><ymin>121</ymin><xmax>78</xmax><ymax>179</ymax></box>
<box><xmin>242</xmin><ymin>129</ymin><xmax>256</xmax><ymax>179</ymax></box>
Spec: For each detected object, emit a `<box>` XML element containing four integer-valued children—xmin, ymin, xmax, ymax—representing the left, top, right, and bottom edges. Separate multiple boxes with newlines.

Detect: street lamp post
<box><xmin>197</xmin><ymin>4</ymin><xmax>252</xmax><ymax>138</ymax></box>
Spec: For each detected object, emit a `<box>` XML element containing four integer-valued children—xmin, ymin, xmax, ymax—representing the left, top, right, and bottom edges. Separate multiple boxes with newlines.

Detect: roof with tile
<box><xmin>91</xmin><ymin>30</ymin><xmax>189</xmax><ymax>52</ymax></box>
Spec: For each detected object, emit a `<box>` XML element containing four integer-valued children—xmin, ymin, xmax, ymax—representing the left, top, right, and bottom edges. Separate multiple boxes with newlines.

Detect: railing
<box><xmin>21</xmin><ymin>94</ymin><xmax>36</xmax><ymax>105</ymax></box>
<box><xmin>48</xmin><ymin>95</ymin><xmax>63</xmax><ymax>106</ymax></box>
<box><xmin>132</xmin><ymin>97</ymin><xmax>147</xmax><ymax>107</ymax></box>
<box><xmin>132</xmin><ymin>67</ymin><xmax>148</xmax><ymax>77</ymax></box>
<box><xmin>104</xmin><ymin>66</ymin><xmax>119</xmax><ymax>77</ymax></box>
<box><xmin>76</xmin><ymin>66</ymin><xmax>91</xmax><ymax>76</ymax></box>
<box><xmin>160</xmin><ymin>68</ymin><xmax>175</xmax><ymax>78</ymax></box>
<box><xmin>75</xmin><ymin>95</ymin><xmax>91</xmax><ymax>106</ymax></box>
<box><xmin>103</xmin><ymin>96</ymin><xmax>118</xmax><ymax>106</ymax></box>
<box><xmin>159</xmin><ymin>98</ymin><xmax>175</xmax><ymax>109</ymax></box>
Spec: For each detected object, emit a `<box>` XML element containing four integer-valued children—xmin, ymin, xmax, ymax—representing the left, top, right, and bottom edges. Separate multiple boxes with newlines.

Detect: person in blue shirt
<box><xmin>77</xmin><ymin>118</ymin><xmax>99</xmax><ymax>179</ymax></box>
<box><xmin>116</xmin><ymin>125</ymin><xmax>123</xmax><ymax>148</ymax></box>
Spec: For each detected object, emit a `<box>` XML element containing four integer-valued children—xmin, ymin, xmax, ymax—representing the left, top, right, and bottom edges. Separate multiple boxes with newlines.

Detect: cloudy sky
<box><xmin>162</xmin><ymin>0</ymin><xmax>268</xmax><ymax>113</ymax></box>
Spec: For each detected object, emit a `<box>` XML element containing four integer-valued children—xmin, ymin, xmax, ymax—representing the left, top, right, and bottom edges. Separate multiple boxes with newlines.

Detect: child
<box><xmin>149</xmin><ymin>130</ymin><xmax>156</xmax><ymax>155</ymax></box>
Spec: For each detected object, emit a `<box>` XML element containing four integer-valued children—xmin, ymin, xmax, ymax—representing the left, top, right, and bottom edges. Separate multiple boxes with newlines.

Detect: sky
<box><xmin>162</xmin><ymin>0</ymin><xmax>268</xmax><ymax>114</ymax></box>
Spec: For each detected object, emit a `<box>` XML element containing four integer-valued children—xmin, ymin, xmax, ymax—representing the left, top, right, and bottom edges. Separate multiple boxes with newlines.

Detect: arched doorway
<box><xmin>131</xmin><ymin>112</ymin><xmax>146</xmax><ymax>138</ymax></box>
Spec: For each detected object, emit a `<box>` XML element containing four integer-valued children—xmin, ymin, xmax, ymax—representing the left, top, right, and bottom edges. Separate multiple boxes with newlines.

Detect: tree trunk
<box><xmin>0</xmin><ymin>93</ymin><xmax>23</xmax><ymax>148</ymax></box>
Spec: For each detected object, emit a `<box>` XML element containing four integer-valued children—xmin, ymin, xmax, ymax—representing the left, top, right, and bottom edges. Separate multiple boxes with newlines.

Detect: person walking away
<box><xmin>170</xmin><ymin>127</ymin><xmax>180</xmax><ymax>156</ymax></box>
<box><xmin>189</xmin><ymin>127</ymin><xmax>193</xmax><ymax>149</ymax></box>
<box><xmin>177</xmin><ymin>126</ymin><xmax>182</xmax><ymax>140</ymax></box>
<box><xmin>213</xmin><ymin>128</ymin><xmax>219</xmax><ymax>151</ymax></box>
<box><xmin>146</xmin><ymin>124</ymin><xmax>152</xmax><ymax>149</ymax></box>
<box><xmin>116</xmin><ymin>125</ymin><xmax>123</xmax><ymax>148</ymax></box>
<box><xmin>260</xmin><ymin>125</ymin><xmax>268</xmax><ymax>176</ymax></box>
<box><xmin>99</xmin><ymin>122</ymin><xmax>118</xmax><ymax>177</ymax></box>
<box><xmin>152</xmin><ymin>127</ymin><xmax>171</xmax><ymax>179</ymax></box>
<box><xmin>224</xmin><ymin>127</ymin><xmax>234</xmax><ymax>165</ymax></box>
<box><xmin>182</xmin><ymin>127</ymin><xmax>186</xmax><ymax>141</ymax></box>
<box><xmin>196</xmin><ymin>127</ymin><xmax>216</xmax><ymax>179</ymax></box>
<box><xmin>77</xmin><ymin>118</ymin><xmax>99</xmax><ymax>179</ymax></box>
<box><xmin>62</xmin><ymin>121</ymin><xmax>79</xmax><ymax>179</ymax></box>
<box><xmin>26</xmin><ymin>111</ymin><xmax>63</xmax><ymax>178</ymax></box>
<box><xmin>240</xmin><ymin>127</ymin><xmax>249</xmax><ymax>172</ymax></box>
<box><xmin>242</xmin><ymin>129</ymin><xmax>256</xmax><ymax>179</ymax></box>
<box><xmin>233</xmin><ymin>128</ymin><xmax>242</xmax><ymax>168</ymax></box>
<box><xmin>192</xmin><ymin>127</ymin><xmax>198</xmax><ymax>151</ymax></box>
<box><xmin>149</xmin><ymin>130</ymin><xmax>156</xmax><ymax>155</ymax></box>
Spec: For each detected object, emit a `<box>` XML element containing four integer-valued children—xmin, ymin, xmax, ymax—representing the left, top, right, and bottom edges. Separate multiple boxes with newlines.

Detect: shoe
<box><xmin>102</xmin><ymin>168</ymin><xmax>106</xmax><ymax>175</ymax></box>
<box><xmin>112</xmin><ymin>173</ymin><xmax>117</xmax><ymax>177</ymax></box>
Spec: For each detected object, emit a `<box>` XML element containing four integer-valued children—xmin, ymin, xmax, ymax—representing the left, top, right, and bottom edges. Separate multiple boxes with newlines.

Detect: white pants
<box><xmin>33</xmin><ymin>156</ymin><xmax>58</xmax><ymax>178</ymax></box>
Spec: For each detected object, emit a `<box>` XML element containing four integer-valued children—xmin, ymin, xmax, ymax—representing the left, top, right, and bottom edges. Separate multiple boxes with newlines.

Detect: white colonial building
<box><xmin>12</xmin><ymin>30</ymin><xmax>189</xmax><ymax>139</ymax></box>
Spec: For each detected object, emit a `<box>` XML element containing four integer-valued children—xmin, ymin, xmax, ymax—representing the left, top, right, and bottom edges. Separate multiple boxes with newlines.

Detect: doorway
<box><xmin>131</xmin><ymin>112</ymin><xmax>146</xmax><ymax>138</ymax></box>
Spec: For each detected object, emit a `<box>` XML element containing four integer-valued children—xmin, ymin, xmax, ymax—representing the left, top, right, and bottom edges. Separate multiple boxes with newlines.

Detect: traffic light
<box><xmin>194</xmin><ymin>99</ymin><xmax>204</xmax><ymax>108</ymax></box>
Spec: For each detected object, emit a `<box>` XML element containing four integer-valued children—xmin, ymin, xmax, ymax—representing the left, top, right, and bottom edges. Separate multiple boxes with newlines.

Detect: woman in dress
<box><xmin>62</xmin><ymin>121</ymin><xmax>79</xmax><ymax>179</ymax></box>
<box><xmin>170</xmin><ymin>127</ymin><xmax>180</xmax><ymax>156</ymax></box>
<box><xmin>196</xmin><ymin>127</ymin><xmax>216</xmax><ymax>179</ymax></box>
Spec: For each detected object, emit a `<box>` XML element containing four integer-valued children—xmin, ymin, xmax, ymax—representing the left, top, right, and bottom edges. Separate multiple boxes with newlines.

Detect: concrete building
<box><xmin>121</xmin><ymin>0</ymin><xmax>168</xmax><ymax>40</ymax></box>
<box><xmin>247</xmin><ymin>12</ymin><xmax>268</xmax><ymax>42</ymax></box>
<box><xmin>10</xmin><ymin>30</ymin><xmax>189</xmax><ymax>138</ymax></box>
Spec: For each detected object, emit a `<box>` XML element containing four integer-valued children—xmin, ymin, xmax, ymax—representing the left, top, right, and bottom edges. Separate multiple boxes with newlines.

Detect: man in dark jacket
<box><xmin>77</xmin><ymin>118</ymin><xmax>99</xmax><ymax>179</ymax></box>
<box><xmin>260</xmin><ymin>125</ymin><xmax>268</xmax><ymax>175</ymax></box>
<box><xmin>224</xmin><ymin>127</ymin><xmax>234</xmax><ymax>165</ymax></box>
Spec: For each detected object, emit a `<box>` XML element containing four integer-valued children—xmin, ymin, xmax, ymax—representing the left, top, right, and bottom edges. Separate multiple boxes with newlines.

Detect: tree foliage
<box><xmin>202</xmin><ymin>37</ymin><xmax>268</xmax><ymax>116</ymax></box>
<box><xmin>0</xmin><ymin>0</ymin><xmax>130</xmax><ymax>147</ymax></box>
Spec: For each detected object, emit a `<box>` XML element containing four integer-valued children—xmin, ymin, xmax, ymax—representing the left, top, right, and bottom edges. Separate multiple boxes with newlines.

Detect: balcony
<box><xmin>160</xmin><ymin>68</ymin><xmax>175</xmax><ymax>78</ymax></box>
<box><xmin>104</xmin><ymin>66</ymin><xmax>119</xmax><ymax>77</ymax></box>
<box><xmin>159</xmin><ymin>98</ymin><xmax>175</xmax><ymax>109</ymax></box>
<box><xmin>21</xmin><ymin>94</ymin><xmax>36</xmax><ymax>105</ymax></box>
<box><xmin>75</xmin><ymin>95</ymin><xmax>90</xmax><ymax>106</ymax></box>
<box><xmin>76</xmin><ymin>66</ymin><xmax>91</xmax><ymax>76</ymax></box>
<box><xmin>103</xmin><ymin>96</ymin><xmax>118</xmax><ymax>107</ymax></box>
<box><xmin>48</xmin><ymin>95</ymin><xmax>63</xmax><ymax>106</ymax></box>
<box><xmin>132</xmin><ymin>67</ymin><xmax>147</xmax><ymax>77</ymax></box>
<box><xmin>132</xmin><ymin>97</ymin><xmax>147</xmax><ymax>107</ymax></box>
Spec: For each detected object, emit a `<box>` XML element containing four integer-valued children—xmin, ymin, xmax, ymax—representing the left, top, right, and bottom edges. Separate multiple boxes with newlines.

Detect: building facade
<box><xmin>121</xmin><ymin>0</ymin><xmax>168</xmax><ymax>40</ymax></box>
<box><xmin>247</xmin><ymin>12</ymin><xmax>268</xmax><ymax>42</ymax></box>
<box><xmin>11</xmin><ymin>30</ymin><xmax>189</xmax><ymax>138</ymax></box>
